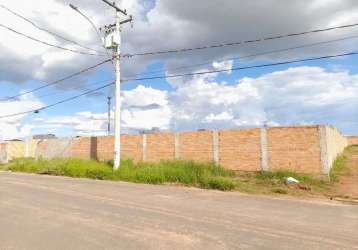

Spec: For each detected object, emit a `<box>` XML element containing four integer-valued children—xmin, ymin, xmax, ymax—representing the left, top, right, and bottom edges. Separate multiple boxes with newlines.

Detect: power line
<box><xmin>123</xmin><ymin>22</ymin><xmax>358</xmax><ymax>58</ymax></box>
<box><xmin>0</xmin><ymin>23</ymin><xmax>107</xmax><ymax>56</ymax></box>
<box><xmin>69</xmin><ymin>4</ymin><xmax>114</xmax><ymax>64</ymax></box>
<box><xmin>0</xmin><ymin>59</ymin><xmax>111</xmax><ymax>101</ymax></box>
<box><xmin>0</xmin><ymin>4</ymin><xmax>103</xmax><ymax>54</ymax></box>
<box><xmin>122</xmin><ymin>51</ymin><xmax>358</xmax><ymax>82</ymax></box>
<box><xmin>0</xmin><ymin>82</ymin><xmax>114</xmax><ymax>119</ymax></box>
<box><xmin>35</xmin><ymin>77</ymin><xmax>115</xmax><ymax>99</ymax></box>
<box><xmin>2</xmin><ymin>51</ymin><xmax>355</xmax><ymax>119</ymax></box>
<box><xmin>123</xmin><ymin>34</ymin><xmax>358</xmax><ymax>78</ymax></box>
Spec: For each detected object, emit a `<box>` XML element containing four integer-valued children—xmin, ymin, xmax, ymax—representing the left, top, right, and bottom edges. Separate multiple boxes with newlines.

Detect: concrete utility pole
<box><xmin>107</xmin><ymin>96</ymin><xmax>111</xmax><ymax>136</ymax></box>
<box><xmin>101</xmin><ymin>0</ymin><xmax>132</xmax><ymax>170</ymax></box>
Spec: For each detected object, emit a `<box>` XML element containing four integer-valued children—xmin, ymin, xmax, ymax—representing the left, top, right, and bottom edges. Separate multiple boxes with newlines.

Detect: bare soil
<box><xmin>333</xmin><ymin>146</ymin><xmax>358</xmax><ymax>199</ymax></box>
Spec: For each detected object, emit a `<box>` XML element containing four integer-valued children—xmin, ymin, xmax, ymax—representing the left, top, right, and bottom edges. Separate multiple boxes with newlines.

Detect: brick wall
<box><xmin>267</xmin><ymin>126</ymin><xmax>322</xmax><ymax>174</ymax></box>
<box><xmin>146</xmin><ymin>133</ymin><xmax>175</xmax><ymax>162</ymax></box>
<box><xmin>179</xmin><ymin>131</ymin><xmax>214</xmax><ymax>162</ymax></box>
<box><xmin>121</xmin><ymin>135</ymin><xmax>143</xmax><ymax>162</ymax></box>
<box><xmin>96</xmin><ymin>136</ymin><xmax>114</xmax><ymax>161</ymax></box>
<box><xmin>347</xmin><ymin>136</ymin><xmax>358</xmax><ymax>146</ymax></box>
<box><xmin>71</xmin><ymin>137</ymin><xmax>93</xmax><ymax>159</ymax></box>
<box><xmin>219</xmin><ymin>129</ymin><xmax>261</xmax><ymax>171</ymax></box>
<box><xmin>1</xmin><ymin>125</ymin><xmax>350</xmax><ymax>175</ymax></box>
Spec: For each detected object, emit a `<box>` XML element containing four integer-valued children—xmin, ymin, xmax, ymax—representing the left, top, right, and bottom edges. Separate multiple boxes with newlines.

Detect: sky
<box><xmin>0</xmin><ymin>0</ymin><xmax>358</xmax><ymax>140</ymax></box>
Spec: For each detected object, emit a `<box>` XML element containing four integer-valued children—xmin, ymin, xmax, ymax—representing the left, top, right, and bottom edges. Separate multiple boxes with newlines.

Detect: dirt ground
<box><xmin>333</xmin><ymin>146</ymin><xmax>358</xmax><ymax>199</ymax></box>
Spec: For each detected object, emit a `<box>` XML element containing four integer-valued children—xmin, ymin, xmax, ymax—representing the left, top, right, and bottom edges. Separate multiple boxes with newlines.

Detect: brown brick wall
<box><xmin>179</xmin><ymin>131</ymin><xmax>213</xmax><ymax>163</ymax></box>
<box><xmin>71</xmin><ymin>137</ymin><xmax>93</xmax><ymax>159</ymax></box>
<box><xmin>348</xmin><ymin>136</ymin><xmax>358</xmax><ymax>146</ymax></box>
<box><xmin>96</xmin><ymin>136</ymin><xmax>114</xmax><ymax>161</ymax></box>
<box><xmin>219</xmin><ymin>129</ymin><xmax>261</xmax><ymax>171</ymax></box>
<box><xmin>121</xmin><ymin>135</ymin><xmax>143</xmax><ymax>162</ymax></box>
<box><xmin>267</xmin><ymin>126</ymin><xmax>321</xmax><ymax>174</ymax></box>
<box><xmin>12</xmin><ymin>125</ymin><xmax>346</xmax><ymax>175</ymax></box>
<box><xmin>147</xmin><ymin>133</ymin><xmax>175</xmax><ymax>162</ymax></box>
<box><xmin>71</xmin><ymin>135</ymin><xmax>143</xmax><ymax>162</ymax></box>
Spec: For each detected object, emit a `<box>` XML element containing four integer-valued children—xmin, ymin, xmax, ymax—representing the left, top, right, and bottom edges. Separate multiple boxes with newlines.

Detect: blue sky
<box><xmin>1</xmin><ymin>0</ymin><xmax>358</xmax><ymax>140</ymax></box>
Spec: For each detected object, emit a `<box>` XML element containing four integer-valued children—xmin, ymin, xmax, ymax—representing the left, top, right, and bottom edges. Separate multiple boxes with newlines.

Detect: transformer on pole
<box><xmin>100</xmin><ymin>1</ymin><xmax>133</xmax><ymax>170</ymax></box>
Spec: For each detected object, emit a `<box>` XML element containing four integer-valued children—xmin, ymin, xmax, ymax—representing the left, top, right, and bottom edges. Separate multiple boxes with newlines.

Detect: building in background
<box><xmin>33</xmin><ymin>134</ymin><xmax>56</xmax><ymax>140</ymax></box>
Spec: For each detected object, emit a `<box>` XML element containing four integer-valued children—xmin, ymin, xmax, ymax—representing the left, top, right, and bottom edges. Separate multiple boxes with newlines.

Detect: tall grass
<box><xmin>4</xmin><ymin>158</ymin><xmax>236</xmax><ymax>191</ymax></box>
<box><xmin>330</xmin><ymin>145</ymin><xmax>357</xmax><ymax>182</ymax></box>
<box><xmin>2</xmin><ymin>158</ymin><xmax>332</xmax><ymax>195</ymax></box>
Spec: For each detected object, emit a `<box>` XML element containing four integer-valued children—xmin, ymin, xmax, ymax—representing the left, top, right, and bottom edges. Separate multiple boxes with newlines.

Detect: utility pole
<box><xmin>107</xmin><ymin>96</ymin><xmax>111</xmax><ymax>136</ymax></box>
<box><xmin>101</xmin><ymin>0</ymin><xmax>132</xmax><ymax>170</ymax></box>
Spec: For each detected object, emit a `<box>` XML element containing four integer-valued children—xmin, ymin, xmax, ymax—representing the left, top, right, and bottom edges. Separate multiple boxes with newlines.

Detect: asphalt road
<box><xmin>0</xmin><ymin>171</ymin><xmax>357</xmax><ymax>250</ymax></box>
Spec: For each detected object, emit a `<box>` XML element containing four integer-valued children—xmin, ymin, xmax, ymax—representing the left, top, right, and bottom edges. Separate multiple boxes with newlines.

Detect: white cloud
<box><xmin>1</xmin><ymin>0</ymin><xmax>358</xmax><ymax>137</ymax></box>
<box><xmin>169</xmin><ymin>66</ymin><xmax>358</xmax><ymax>133</ymax></box>
<box><xmin>28</xmin><ymin>85</ymin><xmax>172</xmax><ymax>136</ymax></box>
<box><xmin>0</xmin><ymin>94</ymin><xmax>43</xmax><ymax>140</ymax></box>
<box><xmin>2</xmin><ymin>0</ymin><xmax>358</xmax><ymax>83</ymax></box>
<box><xmin>23</xmin><ymin>66</ymin><xmax>358</xmax><ymax>137</ymax></box>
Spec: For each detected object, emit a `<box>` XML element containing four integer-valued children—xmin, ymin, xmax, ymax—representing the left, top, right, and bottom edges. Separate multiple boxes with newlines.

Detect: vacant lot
<box><xmin>331</xmin><ymin>145</ymin><xmax>358</xmax><ymax>199</ymax></box>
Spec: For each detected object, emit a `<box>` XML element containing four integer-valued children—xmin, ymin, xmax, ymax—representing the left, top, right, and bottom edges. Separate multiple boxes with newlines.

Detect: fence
<box><xmin>0</xmin><ymin>125</ymin><xmax>350</xmax><ymax>175</ymax></box>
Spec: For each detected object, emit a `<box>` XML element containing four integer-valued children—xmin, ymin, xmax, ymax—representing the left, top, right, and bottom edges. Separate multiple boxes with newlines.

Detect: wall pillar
<box><xmin>213</xmin><ymin>130</ymin><xmax>219</xmax><ymax>165</ymax></box>
<box><xmin>174</xmin><ymin>132</ymin><xmax>180</xmax><ymax>160</ymax></box>
<box><xmin>319</xmin><ymin>125</ymin><xmax>330</xmax><ymax>175</ymax></box>
<box><xmin>260</xmin><ymin>128</ymin><xmax>269</xmax><ymax>171</ymax></box>
<box><xmin>0</xmin><ymin>143</ymin><xmax>9</xmax><ymax>164</ymax></box>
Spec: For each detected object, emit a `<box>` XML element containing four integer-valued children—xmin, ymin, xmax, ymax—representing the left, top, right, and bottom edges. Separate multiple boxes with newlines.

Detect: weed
<box><xmin>3</xmin><ymin>158</ymin><xmax>236</xmax><ymax>191</ymax></box>
<box><xmin>271</xmin><ymin>188</ymin><xmax>288</xmax><ymax>194</ymax></box>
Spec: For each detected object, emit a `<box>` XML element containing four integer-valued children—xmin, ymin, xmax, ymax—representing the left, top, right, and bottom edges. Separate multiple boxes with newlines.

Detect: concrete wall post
<box><xmin>142</xmin><ymin>134</ymin><xmax>147</xmax><ymax>161</ymax></box>
<box><xmin>174</xmin><ymin>132</ymin><xmax>180</xmax><ymax>160</ymax></box>
<box><xmin>319</xmin><ymin>125</ymin><xmax>330</xmax><ymax>175</ymax></box>
<box><xmin>260</xmin><ymin>128</ymin><xmax>269</xmax><ymax>171</ymax></box>
<box><xmin>213</xmin><ymin>130</ymin><xmax>219</xmax><ymax>165</ymax></box>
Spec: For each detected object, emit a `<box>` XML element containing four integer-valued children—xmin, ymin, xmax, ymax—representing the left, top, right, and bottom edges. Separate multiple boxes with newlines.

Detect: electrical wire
<box><xmin>123</xmin><ymin>34</ymin><xmax>358</xmax><ymax>78</ymax></box>
<box><xmin>0</xmin><ymin>23</ymin><xmax>107</xmax><ymax>56</ymax></box>
<box><xmin>0</xmin><ymin>82</ymin><xmax>114</xmax><ymax>119</ymax></box>
<box><xmin>2</xmin><ymin>52</ymin><xmax>357</xmax><ymax>119</ymax></box>
<box><xmin>69</xmin><ymin>4</ymin><xmax>114</xmax><ymax>66</ymax></box>
<box><xmin>122</xmin><ymin>51</ymin><xmax>358</xmax><ymax>82</ymax></box>
<box><xmin>0</xmin><ymin>59</ymin><xmax>111</xmax><ymax>101</ymax></box>
<box><xmin>123</xmin><ymin>22</ymin><xmax>358</xmax><ymax>58</ymax></box>
<box><xmin>35</xmin><ymin>77</ymin><xmax>115</xmax><ymax>99</ymax></box>
<box><xmin>0</xmin><ymin>4</ymin><xmax>104</xmax><ymax>54</ymax></box>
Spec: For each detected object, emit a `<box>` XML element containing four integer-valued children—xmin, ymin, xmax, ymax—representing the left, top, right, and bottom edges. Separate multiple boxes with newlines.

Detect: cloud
<box><xmin>2</xmin><ymin>0</ymin><xmax>358</xmax><ymax>85</ymax></box>
<box><xmin>0</xmin><ymin>94</ymin><xmax>43</xmax><ymax>140</ymax></box>
<box><xmin>23</xmin><ymin>66</ymin><xmax>358</xmax><ymax>138</ymax></box>
<box><xmin>28</xmin><ymin>85</ymin><xmax>172</xmax><ymax>136</ymax></box>
<box><xmin>1</xmin><ymin>0</ymin><xmax>358</xmax><ymax>138</ymax></box>
<box><xmin>169</xmin><ymin>66</ymin><xmax>358</xmax><ymax>133</ymax></box>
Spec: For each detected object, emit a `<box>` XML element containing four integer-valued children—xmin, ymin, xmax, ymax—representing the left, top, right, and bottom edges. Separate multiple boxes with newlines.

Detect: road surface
<box><xmin>0</xmin><ymin>171</ymin><xmax>357</xmax><ymax>250</ymax></box>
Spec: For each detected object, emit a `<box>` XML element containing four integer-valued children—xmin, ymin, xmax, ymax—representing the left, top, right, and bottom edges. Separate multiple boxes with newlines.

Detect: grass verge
<box><xmin>234</xmin><ymin>170</ymin><xmax>330</xmax><ymax>195</ymax></box>
<box><xmin>0</xmin><ymin>157</ymin><xmax>332</xmax><ymax>195</ymax></box>
<box><xmin>330</xmin><ymin>146</ymin><xmax>357</xmax><ymax>182</ymax></box>
<box><xmin>1</xmin><ymin>158</ymin><xmax>236</xmax><ymax>191</ymax></box>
